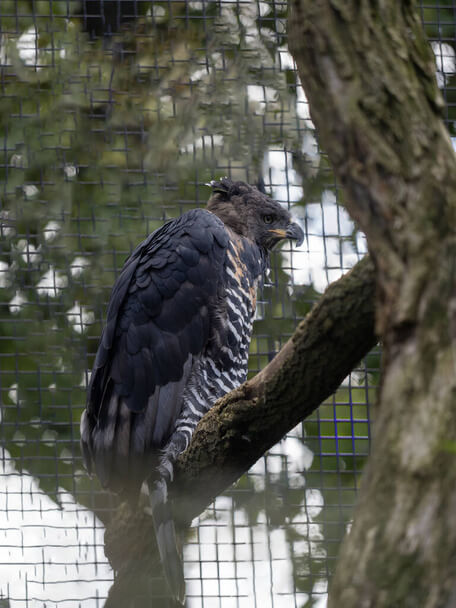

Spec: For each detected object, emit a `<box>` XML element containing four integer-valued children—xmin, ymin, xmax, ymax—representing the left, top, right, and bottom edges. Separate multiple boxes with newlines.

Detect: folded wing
<box><xmin>81</xmin><ymin>208</ymin><xmax>229</xmax><ymax>495</ymax></box>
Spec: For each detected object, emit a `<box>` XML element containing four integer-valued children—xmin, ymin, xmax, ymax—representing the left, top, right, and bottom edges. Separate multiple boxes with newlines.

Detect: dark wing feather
<box><xmin>82</xmin><ymin>209</ymin><xmax>229</xmax><ymax>493</ymax></box>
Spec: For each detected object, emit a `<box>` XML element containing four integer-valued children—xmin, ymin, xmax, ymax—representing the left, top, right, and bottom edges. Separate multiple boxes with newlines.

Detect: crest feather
<box><xmin>206</xmin><ymin>177</ymin><xmax>256</xmax><ymax>201</ymax></box>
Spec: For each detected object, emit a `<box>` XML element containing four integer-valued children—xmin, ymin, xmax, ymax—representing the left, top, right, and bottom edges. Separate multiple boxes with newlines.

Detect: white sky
<box><xmin>0</xmin><ymin>449</ymin><xmax>113</xmax><ymax>607</ymax></box>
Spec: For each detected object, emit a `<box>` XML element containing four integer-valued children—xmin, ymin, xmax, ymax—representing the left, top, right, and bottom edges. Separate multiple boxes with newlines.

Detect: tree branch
<box><xmin>105</xmin><ymin>255</ymin><xmax>377</xmax><ymax>598</ymax></box>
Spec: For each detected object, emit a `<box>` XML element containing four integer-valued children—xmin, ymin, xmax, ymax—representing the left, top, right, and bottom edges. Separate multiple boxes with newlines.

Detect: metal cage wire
<box><xmin>0</xmin><ymin>1</ymin><xmax>455</xmax><ymax>606</ymax></box>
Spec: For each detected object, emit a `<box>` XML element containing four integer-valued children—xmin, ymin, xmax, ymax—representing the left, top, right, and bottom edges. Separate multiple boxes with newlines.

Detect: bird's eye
<box><xmin>263</xmin><ymin>215</ymin><xmax>274</xmax><ymax>224</ymax></box>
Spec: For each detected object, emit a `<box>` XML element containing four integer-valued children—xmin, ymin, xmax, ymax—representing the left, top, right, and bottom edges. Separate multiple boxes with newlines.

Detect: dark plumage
<box><xmin>80</xmin><ymin>178</ymin><xmax>304</xmax><ymax>603</ymax></box>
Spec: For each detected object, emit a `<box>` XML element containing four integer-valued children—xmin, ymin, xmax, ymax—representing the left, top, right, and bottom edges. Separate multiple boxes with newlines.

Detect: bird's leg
<box><xmin>147</xmin><ymin>429</ymin><xmax>194</xmax><ymax>605</ymax></box>
<box><xmin>157</xmin><ymin>429</ymin><xmax>192</xmax><ymax>483</ymax></box>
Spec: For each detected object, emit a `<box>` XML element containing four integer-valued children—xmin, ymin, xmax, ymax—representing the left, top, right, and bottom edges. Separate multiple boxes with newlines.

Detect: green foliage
<box><xmin>0</xmin><ymin>0</ymin><xmax>311</xmax><ymax>504</ymax></box>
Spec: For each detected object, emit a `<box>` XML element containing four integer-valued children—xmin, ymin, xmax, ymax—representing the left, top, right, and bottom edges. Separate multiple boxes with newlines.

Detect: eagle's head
<box><xmin>206</xmin><ymin>178</ymin><xmax>304</xmax><ymax>250</ymax></box>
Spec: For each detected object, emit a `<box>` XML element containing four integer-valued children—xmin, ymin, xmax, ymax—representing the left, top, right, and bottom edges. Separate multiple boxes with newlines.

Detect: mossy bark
<box><xmin>104</xmin><ymin>255</ymin><xmax>377</xmax><ymax>605</ymax></box>
<box><xmin>288</xmin><ymin>2</ymin><xmax>456</xmax><ymax>607</ymax></box>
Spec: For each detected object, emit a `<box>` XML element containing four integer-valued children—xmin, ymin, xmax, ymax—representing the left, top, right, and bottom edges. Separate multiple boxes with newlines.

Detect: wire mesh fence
<box><xmin>0</xmin><ymin>1</ymin><xmax>455</xmax><ymax>606</ymax></box>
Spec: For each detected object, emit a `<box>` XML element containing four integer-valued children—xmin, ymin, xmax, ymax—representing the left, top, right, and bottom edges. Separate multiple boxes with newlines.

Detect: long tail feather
<box><xmin>148</xmin><ymin>478</ymin><xmax>185</xmax><ymax>605</ymax></box>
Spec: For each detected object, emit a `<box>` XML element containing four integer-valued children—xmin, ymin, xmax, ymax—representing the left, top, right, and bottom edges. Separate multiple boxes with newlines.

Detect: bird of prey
<box><xmin>80</xmin><ymin>178</ymin><xmax>304</xmax><ymax>603</ymax></box>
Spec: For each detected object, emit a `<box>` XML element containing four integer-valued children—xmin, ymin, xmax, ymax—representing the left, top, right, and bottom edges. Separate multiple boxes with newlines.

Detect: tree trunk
<box><xmin>288</xmin><ymin>2</ymin><xmax>456</xmax><ymax>607</ymax></box>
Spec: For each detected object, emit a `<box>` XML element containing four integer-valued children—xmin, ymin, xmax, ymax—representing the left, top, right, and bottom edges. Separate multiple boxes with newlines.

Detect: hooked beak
<box><xmin>286</xmin><ymin>222</ymin><xmax>304</xmax><ymax>247</ymax></box>
<box><xmin>268</xmin><ymin>222</ymin><xmax>304</xmax><ymax>248</ymax></box>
